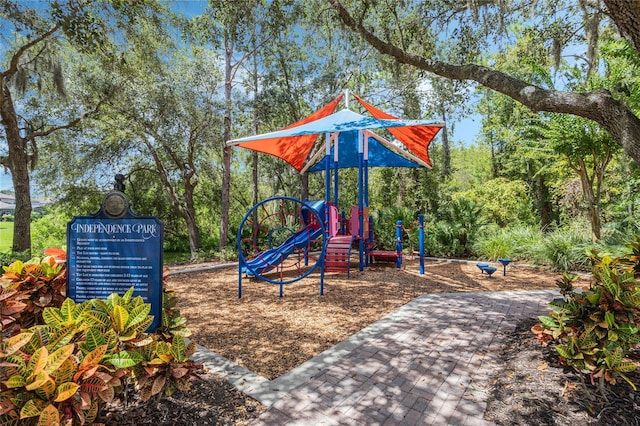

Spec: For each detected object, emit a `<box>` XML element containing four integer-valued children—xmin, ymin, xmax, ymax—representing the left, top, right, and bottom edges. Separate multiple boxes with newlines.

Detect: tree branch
<box><xmin>327</xmin><ymin>0</ymin><xmax>640</xmax><ymax>165</ymax></box>
<box><xmin>26</xmin><ymin>97</ymin><xmax>109</xmax><ymax>140</ymax></box>
<box><xmin>1</xmin><ymin>24</ymin><xmax>59</xmax><ymax>79</ymax></box>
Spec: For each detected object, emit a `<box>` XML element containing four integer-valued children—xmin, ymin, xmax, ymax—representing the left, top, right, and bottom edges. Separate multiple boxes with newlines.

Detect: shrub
<box><xmin>531</xmin><ymin>238</ymin><xmax>640</xmax><ymax>392</ymax></box>
<box><xmin>0</xmin><ymin>250</ymin><xmax>200</xmax><ymax>425</ymax></box>
<box><xmin>473</xmin><ymin>225</ymin><xmax>542</xmax><ymax>261</ymax></box>
<box><xmin>531</xmin><ymin>226</ymin><xmax>591</xmax><ymax>271</ymax></box>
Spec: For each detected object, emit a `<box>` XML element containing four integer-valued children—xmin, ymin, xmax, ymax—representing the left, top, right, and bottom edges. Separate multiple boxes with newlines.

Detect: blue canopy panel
<box><xmin>308</xmin><ymin>131</ymin><xmax>421</xmax><ymax>172</ymax></box>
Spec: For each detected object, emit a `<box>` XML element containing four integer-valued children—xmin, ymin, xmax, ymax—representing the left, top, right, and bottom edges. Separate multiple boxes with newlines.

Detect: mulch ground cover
<box><xmin>97</xmin><ymin>259</ymin><xmax>639</xmax><ymax>425</ymax></box>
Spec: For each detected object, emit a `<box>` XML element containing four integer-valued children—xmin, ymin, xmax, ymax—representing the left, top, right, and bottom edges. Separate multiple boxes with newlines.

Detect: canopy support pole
<box><xmin>333</xmin><ymin>133</ymin><xmax>339</xmax><ymax>208</ymax></box>
<box><xmin>358</xmin><ymin>130</ymin><xmax>365</xmax><ymax>271</ymax></box>
<box><xmin>324</xmin><ymin>133</ymin><xmax>331</xmax><ymax>237</ymax></box>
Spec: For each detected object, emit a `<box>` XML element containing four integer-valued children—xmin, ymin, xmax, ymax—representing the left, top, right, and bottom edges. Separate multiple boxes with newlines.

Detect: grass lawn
<box><xmin>0</xmin><ymin>222</ymin><xmax>12</xmax><ymax>251</ymax></box>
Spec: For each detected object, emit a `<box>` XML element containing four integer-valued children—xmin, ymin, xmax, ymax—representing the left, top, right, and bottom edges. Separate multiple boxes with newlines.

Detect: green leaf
<box><xmin>113</xmin><ymin>305</ymin><xmax>129</xmax><ymax>332</ymax></box>
<box><xmin>617</xmin><ymin>322</ymin><xmax>638</xmax><ymax>335</ymax></box>
<box><xmin>171</xmin><ymin>336</ymin><xmax>187</xmax><ymax>362</ymax></box>
<box><xmin>538</xmin><ymin>316</ymin><xmax>558</xmax><ymax>328</ymax></box>
<box><xmin>72</xmin><ymin>301</ymin><xmax>91</xmax><ymax>321</ymax></box>
<box><xmin>586</xmin><ymin>292</ymin><xmax>600</xmax><ymax>306</ymax></box>
<box><xmin>0</xmin><ymin>332</ymin><xmax>33</xmax><ymax>357</ymax></box>
<box><xmin>54</xmin><ymin>382</ymin><xmax>79</xmax><ymax>402</ymax></box>
<box><xmin>122</xmin><ymin>287</ymin><xmax>135</xmax><ymax>304</ymax></box>
<box><xmin>614</xmin><ymin>361</ymin><xmax>637</xmax><ymax>373</ymax></box>
<box><xmin>60</xmin><ymin>298</ymin><xmax>76</xmax><ymax>323</ymax></box>
<box><xmin>19</xmin><ymin>399</ymin><xmax>45</xmax><ymax>419</ymax></box>
<box><xmin>4</xmin><ymin>375</ymin><xmax>25</xmax><ymax>388</ymax></box>
<box><xmin>605</xmin><ymin>311</ymin><xmax>616</xmax><ymax>329</ymax></box>
<box><xmin>126</xmin><ymin>304</ymin><xmax>152</xmax><ymax>329</ymax></box>
<box><xmin>81</xmin><ymin>328</ymin><xmax>106</xmax><ymax>353</ymax></box>
<box><xmin>42</xmin><ymin>308</ymin><xmax>64</xmax><ymax>327</ymax></box>
<box><xmin>27</xmin><ymin>347</ymin><xmax>48</xmax><ymax>379</ymax></box>
<box><xmin>107</xmin><ymin>351</ymin><xmax>142</xmax><ymax>369</ymax></box>
<box><xmin>83</xmin><ymin>311</ymin><xmax>111</xmax><ymax>329</ymax></box>
<box><xmin>25</xmin><ymin>328</ymin><xmax>49</xmax><ymax>354</ymax></box>
<box><xmin>36</xmin><ymin>404</ymin><xmax>59</xmax><ymax>426</ymax></box>
<box><xmin>45</xmin><ymin>344</ymin><xmax>74</xmax><ymax>375</ymax></box>
<box><xmin>555</xmin><ymin>344</ymin><xmax>575</xmax><ymax>359</ymax></box>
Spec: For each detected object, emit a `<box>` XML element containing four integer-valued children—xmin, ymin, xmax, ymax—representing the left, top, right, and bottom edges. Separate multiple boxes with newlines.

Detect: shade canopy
<box><xmin>227</xmin><ymin>94</ymin><xmax>443</xmax><ymax>172</ymax></box>
<box><xmin>308</xmin><ymin>131</ymin><xmax>424</xmax><ymax>172</ymax></box>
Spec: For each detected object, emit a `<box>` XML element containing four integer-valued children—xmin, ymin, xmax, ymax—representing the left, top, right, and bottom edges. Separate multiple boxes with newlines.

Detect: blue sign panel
<box><xmin>67</xmin><ymin>216</ymin><xmax>163</xmax><ymax>331</ymax></box>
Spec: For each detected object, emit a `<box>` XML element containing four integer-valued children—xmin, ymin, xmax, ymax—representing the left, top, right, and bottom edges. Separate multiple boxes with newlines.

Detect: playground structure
<box><xmin>228</xmin><ymin>91</ymin><xmax>443</xmax><ymax>297</ymax></box>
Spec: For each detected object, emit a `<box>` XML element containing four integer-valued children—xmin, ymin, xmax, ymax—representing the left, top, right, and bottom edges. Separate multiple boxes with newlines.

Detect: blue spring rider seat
<box><xmin>476</xmin><ymin>262</ymin><xmax>497</xmax><ymax>277</ymax></box>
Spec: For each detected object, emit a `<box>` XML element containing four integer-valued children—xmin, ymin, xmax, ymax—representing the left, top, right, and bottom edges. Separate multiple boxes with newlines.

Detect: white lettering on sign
<box><xmin>71</xmin><ymin>222</ymin><xmax>159</xmax><ymax>239</ymax></box>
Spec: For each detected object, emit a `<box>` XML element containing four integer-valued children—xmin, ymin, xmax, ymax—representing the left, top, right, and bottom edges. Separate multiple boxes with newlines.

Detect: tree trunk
<box><xmin>576</xmin><ymin>160</ymin><xmax>601</xmax><ymax>241</ymax></box>
<box><xmin>440</xmin><ymin>103</ymin><xmax>451</xmax><ymax>179</ymax></box>
<box><xmin>9</xmin><ymin>136</ymin><xmax>32</xmax><ymax>254</ymax></box>
<box><xmin>183</xmin><ymin>191</ymin><xmax>201</xmax><ymax>258</ymax></box>
<box><xmin>603</xmin><ymin>0</ymin><xmax>640</xmax><ymax>53</ymax></box>
<box><xmin>300</xmin><ymin>172</ymin><xmax>309</xmax><ymax>201</ymax></box>
<box><xmin>1</xmin><ymin>79</ymin><xmax>32</xmax><ymax>254</ymax></box>
<box><xmin>536</xmin><ymin>173</ymin><xmax>553</xmax><ymax>230</ymax></box>
<box><xmin>220</xmin><ymin>42</ymin><xmax>233</xmax><ymax>251</ymax></box>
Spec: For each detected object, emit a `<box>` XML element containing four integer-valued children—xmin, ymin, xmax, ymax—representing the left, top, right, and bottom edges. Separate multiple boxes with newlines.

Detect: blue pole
<box><xmin>396</xmin><ymin>220</ymin><xmax>403</xmax><ymax>269</ymax></box>
<box><xmin>419</xmin><ymin>214</ymin><xmax>424</xmax><ymax>275</ymax></box>
<box><xmin>367</xmin><ymin>214</ymin><xmax>373</xmax><ymax>266</ymax></box>
<box><xmin>324</xmin><ymin>153</ymin><xmax>330</xmax><ymax>205</ymax></box>
<box><xmin>358</xmin><ymin>133</ymin><xmax>364</xmax><ymax>272</ymax></box>
<box><xmin>333</xmin><ymin>157</ymin><xmax>339</xmax><ymax>209</ymax></box>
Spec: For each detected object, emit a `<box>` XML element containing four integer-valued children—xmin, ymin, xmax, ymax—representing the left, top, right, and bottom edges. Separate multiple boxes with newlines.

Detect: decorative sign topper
<box><xmin>67</xmin><ymin>176</ymin><xmax>163</xmax><ymax>331</ymax></box>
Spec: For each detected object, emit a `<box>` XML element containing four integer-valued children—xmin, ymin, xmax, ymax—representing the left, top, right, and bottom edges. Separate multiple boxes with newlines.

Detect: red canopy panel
<box><xmin>354</xmin><ymin>95</ymin><xmax>442</xmax><ymax>168</ymax></box>
<box><xmin>235</xmin><ymin>94</ymin><xmax>344</xmax><ymax>172</ymax></box>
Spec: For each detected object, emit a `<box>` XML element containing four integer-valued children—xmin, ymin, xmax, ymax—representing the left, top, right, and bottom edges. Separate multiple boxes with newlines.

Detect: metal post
<box><xmin>396</xmin><ymin>220</ymin><xmax>403</xmax><ymax>269</ymax></box>
<box><xmin>419</xmin><ymin>214</ymin><xmax>424</xmax><ymax>275</ymax></box>
<box><xmin>358</xmin><ymin>131</ymin><xmax>364</xmax><ymax>271</ymax></box>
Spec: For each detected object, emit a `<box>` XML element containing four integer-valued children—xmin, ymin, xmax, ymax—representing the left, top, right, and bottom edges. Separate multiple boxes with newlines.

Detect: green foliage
<box><xmin>454</xmin><ymin>178</ymin><xmax>535</xmax><ymax>227</ymax></box>
<box><xmin>371</xmin><ymin>207</ymin><xmax>417</xmax><ymax>251</ymax></box>
<box><xmin>30</xmin><ymin>207</ymin><xmax>72</xmax><ymax>254</ymax></box>
<box><xmin>474</xmin><ymin>224</ymin><xmax>594</xmax><ymax>271</ymax></box>
<box><xmin>0</xmin><ymin>250</ymin><xmax>201</xmax><ymax>425</ymax></box>
<box><xmin>532</xmin><ymin>240</ymin><xmax>640</xmax><ymax>391</ymax></box>
<box><xmin>531</xmin><ymin>226</ymin><xmax>592</xmax><ymax>271</ymax></box>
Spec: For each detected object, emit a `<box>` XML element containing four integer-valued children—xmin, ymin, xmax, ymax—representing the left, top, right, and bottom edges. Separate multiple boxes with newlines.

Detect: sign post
<box><xmin>67</xmin><ymin>176</ymin><xmax>163</xmax><ymax>331</ymax></box>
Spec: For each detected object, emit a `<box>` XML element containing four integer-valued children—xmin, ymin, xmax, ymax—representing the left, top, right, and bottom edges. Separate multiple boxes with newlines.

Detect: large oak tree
<box><xmin>327</xmin><ymin>0</ymin><xmax>640</xmax><ymax>166</ymax></box>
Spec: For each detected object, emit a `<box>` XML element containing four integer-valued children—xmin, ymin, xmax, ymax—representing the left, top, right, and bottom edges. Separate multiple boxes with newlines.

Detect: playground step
<box><xmin>325</xmin><ymin>235</ymin><xmax>354</xmax><ymax>277</ymax></box>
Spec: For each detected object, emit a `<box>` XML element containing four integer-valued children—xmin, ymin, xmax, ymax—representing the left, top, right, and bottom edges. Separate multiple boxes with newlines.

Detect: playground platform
<box><xmin>191</xmin><ymin>289</ymin><xmax>558</xmax><ymax>425</ymax></box>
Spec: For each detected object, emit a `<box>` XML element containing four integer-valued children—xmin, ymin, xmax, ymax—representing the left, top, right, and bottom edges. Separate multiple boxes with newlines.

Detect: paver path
<box><xmin>193</xmin><ymin>290</ymin><xmax>558</xmax><ymax>425</ymax></box>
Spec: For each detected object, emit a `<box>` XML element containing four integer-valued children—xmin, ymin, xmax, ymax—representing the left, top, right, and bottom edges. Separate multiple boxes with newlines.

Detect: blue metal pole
<box><xmin>333</xmin><ymin>142</ymin><xmax>339</xmax><ymax>208</ymax></box>
<box><xmin>358</xmin><ymin>132</ymin><xmax>364</xmax><ymax>271</ymax></box>
<box><xmin>396</xmin><ymin>220</ymin><xmax>403</xmax><ymax>269</ymax></box>
<box><xmin>419</xmin><ymin>214</ymin><xmax>424</xmax><ymax>275</ymax></box>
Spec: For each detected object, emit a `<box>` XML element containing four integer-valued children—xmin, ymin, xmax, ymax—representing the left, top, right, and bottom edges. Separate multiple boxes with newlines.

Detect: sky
<box><xmin>0</xmin><ymin>0</ymin><xmax>483</xmax><ymax>194</ymax></box>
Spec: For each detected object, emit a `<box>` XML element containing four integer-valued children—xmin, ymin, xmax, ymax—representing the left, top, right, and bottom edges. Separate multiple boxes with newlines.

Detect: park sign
<box><xmin>67</xmin><ymin>188</ymin><xmax>163</xmax><ymax>331</ymax></box>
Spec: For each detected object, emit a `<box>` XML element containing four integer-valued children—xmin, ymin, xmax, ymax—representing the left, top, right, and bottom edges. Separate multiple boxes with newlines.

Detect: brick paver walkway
<box><xmin>193</xmin><ymin>290</ymin><xmax>557</xmax><ymax>425</ymax></box>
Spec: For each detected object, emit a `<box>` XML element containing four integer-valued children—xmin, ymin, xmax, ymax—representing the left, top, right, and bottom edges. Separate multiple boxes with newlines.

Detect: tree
<box><xmin>0</xmin><ymin>2</ymin><xmax>105</xmax><ymax>253</ymax></box>
<box><xmin>0</xmin><ymin>0</ymin><xmax>170</xmax><ymax>254</ymax></box>
<box><xmin>327</xmin><ymin>0</ymin><xmax>640</xmax><ymax>166</ymax></box>
<box><xmin>547</xmin><ymin>114</ymin><xmax>616</xmax><ymax>241</ymax></box>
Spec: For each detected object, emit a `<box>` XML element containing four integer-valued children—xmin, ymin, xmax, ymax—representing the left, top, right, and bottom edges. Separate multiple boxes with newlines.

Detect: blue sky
<box><xmin>0</xmin><ymin>1</ymin><xmax>483</xmax><ymax>194</ymax></box>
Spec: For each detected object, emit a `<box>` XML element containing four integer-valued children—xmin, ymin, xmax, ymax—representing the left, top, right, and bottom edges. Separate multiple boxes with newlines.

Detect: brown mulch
<box><xmin>98</xmin><ymin>259</ymin><xmax>640</xmax><ymax>425</ymax></box>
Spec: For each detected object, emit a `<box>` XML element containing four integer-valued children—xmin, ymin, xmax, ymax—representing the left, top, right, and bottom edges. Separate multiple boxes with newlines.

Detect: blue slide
<box><xmin>242</xmin><ymin>225</ymin><xmax>323</xmax><ymax>276</ymax></box>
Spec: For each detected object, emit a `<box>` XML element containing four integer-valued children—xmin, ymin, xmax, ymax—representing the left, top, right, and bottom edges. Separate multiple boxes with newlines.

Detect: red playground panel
<box><xmin>369</xmin><ymin>250</ymin><xmax>401</xmax><ymax>263</ymax></box>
